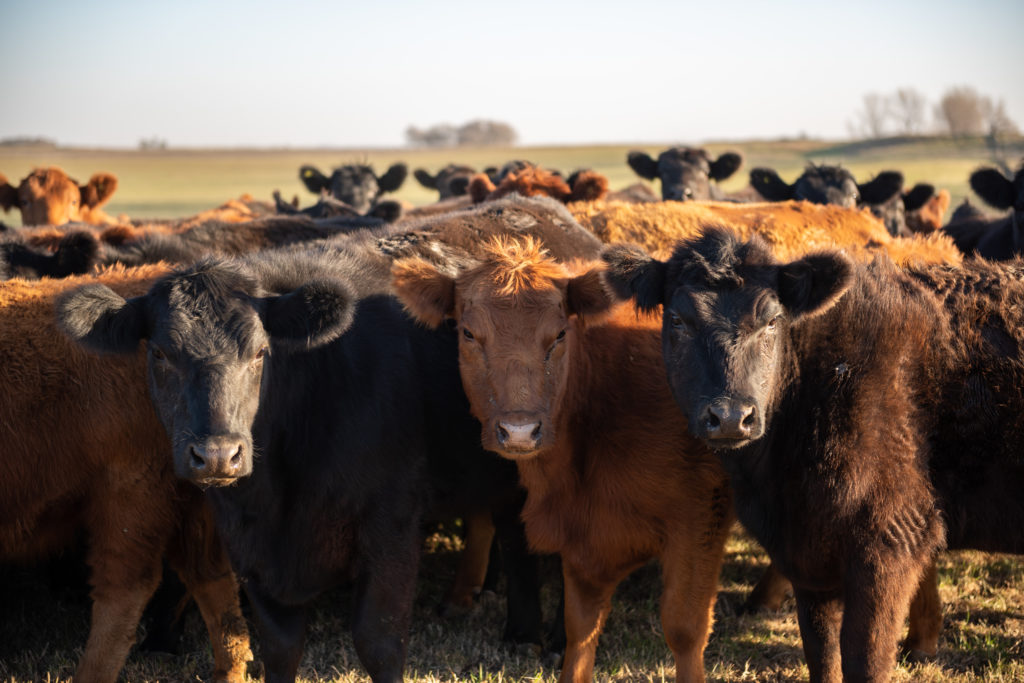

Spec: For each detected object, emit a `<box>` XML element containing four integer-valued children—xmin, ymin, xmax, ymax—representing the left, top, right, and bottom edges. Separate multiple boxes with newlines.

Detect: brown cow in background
<box><xmin>393</xmin><ymin>237</ymin><xmax>732</xmax><ymax>683</ymax></box>
<box><xmin>1</xmin><ymin>167</ymin><xmax>119</xmax><ymax>226</ymax></box>
<box><xmin>0</xmin><ymin>265</ymin><xmax>251</xmax><ymax>682</ymax></box>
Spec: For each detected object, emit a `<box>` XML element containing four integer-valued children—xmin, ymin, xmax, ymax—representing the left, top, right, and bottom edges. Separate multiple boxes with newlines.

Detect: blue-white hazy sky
<box><xmin>2</xmin><ymin>0</ymin><xmax>1021</xmax><ymax>148</ymax></box>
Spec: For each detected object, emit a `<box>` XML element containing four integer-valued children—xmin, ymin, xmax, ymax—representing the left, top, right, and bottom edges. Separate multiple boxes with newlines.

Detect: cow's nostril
<box><xmin>190</xmin><ymin>445</ymin><xmax>206</xmax><ymax>471</ymax></box>
<box><xmin>706</xmin><ymin>412</ymin><xmax>720</xmax><ymax>429</ymax></box>
<box><xmin>530</xmin><ymin>423</ymin><xmax>541</xmax><ymax>440</ymax></box>
<box><xmin>497</xmin><ymin>425</ymin><xmax>510</xmax><ymax>443</ymax></box>
<box><xmin>742</xmin><ymin>411</ymin><xmax>756</xmax><ymax>428</ymax></box>
<box><xmin>229</xmin><ymin>446</ymin><xmax>242</xmax><ymax>466</ymax></box>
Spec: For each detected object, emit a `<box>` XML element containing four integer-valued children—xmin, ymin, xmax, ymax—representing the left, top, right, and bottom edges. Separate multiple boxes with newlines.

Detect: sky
<box><xmin>1</xmin><ymin>0</ymin><xmax>1022</xmax><ymax>148</ymax></box>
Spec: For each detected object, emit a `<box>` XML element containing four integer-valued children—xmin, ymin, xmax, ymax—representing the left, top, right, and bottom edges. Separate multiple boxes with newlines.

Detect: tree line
<box><xmin>849</xmin><ymin>86</ymin><xmax>1019</xmax><ymax>141</ymax></box>
<box><xmin>405</xmin><ymin>120</ymin><xmax>518</xmax><ymax>148</ymax></box>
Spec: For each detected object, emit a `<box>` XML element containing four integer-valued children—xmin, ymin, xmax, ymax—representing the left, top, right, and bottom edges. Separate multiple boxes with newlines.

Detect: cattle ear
<box><xmin>469</xmin><ymin>173</ymin><xmax>496</xmax><ymax>204</ymax></box>
<box><xmin>259</xmin><ymin>279</ymin><xmax>355</xmax><ymax>350</ymax></box>
<box><xmin>601</xmin><ymin>243</ymin><xmax>667</xmax><ymax>313</ymax></box>
<box><xmin>377</xmin><ymin>163</ymin><xmax>408</xmax><ymax>193</ymax></box>
<box><xmin>776</xmin><ymin>252</ymin><xmax>853</xmax><ymax>320</ymax></box>
<box><xmin>749</xmin><ymin>168</ymin><xmax>794</xmax><ymax>201</ymax></box>
<box><xmin>57</xmin><ymin>285</ymin><xmax>148</xmax><ymax>354</ymax></box>
<box><xmin>0</xmin><ymin>174</ymin><xmax>16</xmax><ymax>212</ymax></box>
<box><xmin>565</xmin><ymin>268</ymin><xmax>615</xmax><ymax>320</ymax></box>
<box><xmin>448</xmin><ymin>176</ymin><xmax>470</xmax><ymax>197</ymax></box>
<box><xmin>414</xmin><ymin>169</ymin><xmax>437</xmax><ymax>190</ymax></box>
<box><xmin>627</xmin><ymin>151</ymin><xmax>659</xmax><ymax>180</ymax></box>
<box><xmin>299</xmin><ymin>165</ymin><xmax>330</xmax><ymax>194</ymax></box>
<box><xmin>970</xmin><ymin>168</ymin><xmax>1014</xmax><ymax>210</ymax></box>
<box><xmin>710</xmin><ymin>152</ymin><xmax>743</xmax><ymax>181</ymax></box>
<box><xmin>901</xmin><ymin>183</ymin><xmax>935</xmax><ymax>212</ymax></box>
<box><xmin>391</xmin><ymin>259</ymin><xmax>456</xmax><ymax>328</ymax></box>
<box><xmin>79</xmin><ymin>173</ymin><xmax>118</xmax><ymax>208</ymax></box>
<box><xmin>858</xmin><ymin>171</ymin><xmax>903</xmax><ymax>205</ymax></box>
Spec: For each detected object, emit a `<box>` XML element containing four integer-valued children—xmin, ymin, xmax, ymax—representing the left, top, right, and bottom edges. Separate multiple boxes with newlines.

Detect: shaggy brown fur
<box><xmin>0</xmin><ymin>265</ymin><xmax>251</xmax><ymax>682</ymax></box>
<box><xmin>392</xmin><ymin>239</ymin><xmax>732</xmax><ymax>683</ymax></box>
<box><xmin>469</xmin><ymin>167</ymin><xmax>609</xmax><ymax>205</ymax></box>
<box><xmin>0</xmin><ymin>167</ymin><xmax>119</xmax><ymax>226</ymax></box>
<box><xmin>570</xmin><ymin>199</ymin><xmax>962</xmax><ymax>265</ymax></box>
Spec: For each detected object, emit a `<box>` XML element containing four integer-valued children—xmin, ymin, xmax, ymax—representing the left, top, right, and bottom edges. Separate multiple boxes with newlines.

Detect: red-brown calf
<box><xmin>392</xmin><ymin>238</ymin><xmax>732</xmax><ymax>683</ymax></box>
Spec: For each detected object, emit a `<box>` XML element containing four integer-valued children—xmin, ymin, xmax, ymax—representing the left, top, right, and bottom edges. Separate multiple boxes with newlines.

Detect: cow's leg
<box><xmin>186</xmin><ymin>571</ymin><xmax>251</xmax><ymax>683</ymax></box>
<box><xmin>902</xmin><ymin>559</ymin><xmax>941</xmax><ymax>661</ymax></box>
<box><xmin>350</xmin><ymin>508</ymin><xmax>421</xmax><ymax>683</ymax></box>
<box><xmin>794</xmin><ymin>588</ymin><xmax>842</xmax><ymax>683</ymax></box>
<box><xmin>75</xmin><ymin>488</ymin><xmax>169</xmax><ymax>682</ymax></box>
<box><xmin>494</xmin><ymin>497</ymin><xmax>542</xmax><ymax>646</ymax></box>
<box><xmin>559</xmin><ymin>561</ymin><xmax>621</xmax><ymax>683</ymax></box>
<box><xmin>743</xmin><ymin>562</ymin><xmax>793</xmax><ymax>613</ymax></box>
<box><xmin>245</xmin><ymin>583</ymin><xmax>308</xmax><ymax>683</ymax></box>
<box><xmin>165</xmin><ymin>494</ymin><xmax>252</xmax><ymax>683</ymax></box>
<box><xmin>839</xmin><ymin>559</ymin><xmax>923</xmax><ymax>683</ymax></box>
<box><xmin>76</xmin><ymin>570</ymin><xmax>162</xmax><ymax>683</ymax></box>
<box><xmin>440</xmin><ymin>509</ymin><xmax>495</xmax><ymax>614</ymax></box>
<box><xmin>660</xmin><ymin>519</ymin><xmax>730</xmax><ymax>682</ymax></box>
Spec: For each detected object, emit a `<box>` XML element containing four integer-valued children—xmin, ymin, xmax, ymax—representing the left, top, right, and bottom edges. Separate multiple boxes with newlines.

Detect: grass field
<box><xmin>1</xmin><ymin>528</ymin><xmax>1021</xmax><ymax>682</ymax></box>
<box><xmin>2</xmin><ymin>136</ymin><xmax>1021</xmax><ymax>227</ymax></box>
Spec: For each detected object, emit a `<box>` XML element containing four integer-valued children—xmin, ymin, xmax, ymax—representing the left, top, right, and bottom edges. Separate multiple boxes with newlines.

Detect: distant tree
<box><xmin>456</xmin><ymin>120</ymin><xmax>518</xmax><ymax>147</ymax></box>
<box><xmin>0</xmin><ymin>136</ymin><xmax>57</xmax><ymax>148</ymax></box>
<box><xmin>405</xmin><ymin>124</ymin><xmax>457</xmax><ymax>148</ymax></box>
<box><xmin>406</xmin><ymin>120</ymin><xmax>518</xmax><ymax>147</ymax></box>
<box><xmin>980</xmin><ymin>98</ymin><xmax>1021</xmax><ymax>173</ymax></box>
<box><xmin>889</xmin><ymin>88</ymin><xmax>927</xmax><ymax>135</ymax></box>
<box><xmin>139</xmin><ymin>136</ymin><xmax>168</xmax><ymax>151</ymax></box>
<box><xmin>849</xmin><ymin>92</ymin><xmax>889</xmax><ymax>139</ymax></box>
<box><xmin>935</xmin><ymin>86</ymin><xmax>988</xmax><ymax>139</ymax></box>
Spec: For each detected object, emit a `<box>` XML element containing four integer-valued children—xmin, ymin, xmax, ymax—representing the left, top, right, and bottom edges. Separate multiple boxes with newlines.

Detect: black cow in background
<box><xmin>944</xmin><ymin>160</ymin><xmax>1024</xmax><ymax>259</ymax></box>
<box><xmin>413</xmin><ymin>164</ymin><xmax>477</xmax><ymax>200</ymax></box>
<box><xmin>626</xmin><ymin>146</ymin><xmax>743</xmax><ymax>201</ymax></box>
<box><xmin>750</xmin><ymin>164</ymin><xmax>924</xmax><ymax>237</ymax></box>
<box><xmin>298</xmin><ymin>162</ymin><xmax>408</xmax><ymax>214</ymax></box>
<box><xmin>58</xmin><ymin>244</ymin><xmax>543</xmax><ymax>683</ymax></box>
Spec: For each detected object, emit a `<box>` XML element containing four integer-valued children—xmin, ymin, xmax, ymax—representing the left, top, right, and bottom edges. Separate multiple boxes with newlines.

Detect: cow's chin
<box><xmin>703</xmin><ymin>436</ymin><xmax>755</xmax><ymax>451</ymax></box>
<box><xmin>191</xmin><ymin>475</ymin><xmax>244</xmax><ymax>489</ymax></box>
<box><xmin>491</xmin><ymin>445</ymin><xmax>544</xmax><ymax>461</ymax></box>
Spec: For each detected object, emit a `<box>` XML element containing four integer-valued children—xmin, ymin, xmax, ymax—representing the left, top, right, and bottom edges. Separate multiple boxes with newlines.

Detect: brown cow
<box><xmin>0</xmin><ymin>167</ymin><xmax>119</xmax><ymax>226</ymax></box>
<box><xmin>469</xmin><ymin>167</ymin><xmax>609</xmax><ymax>205</ymax></box>
<box><xmin>392</xmin><ymin>237</ymin><xmax>732</xmax><ymax>683</ymax></box>
<box><xmin>569</xmin><ymin>199</ymin><xmax>962</xmax><ymax>265</ymax></box>
<box><xmin>0</xmin><ymin>265</ymin><xmax>251</xmax><ymax>682</ymax></box>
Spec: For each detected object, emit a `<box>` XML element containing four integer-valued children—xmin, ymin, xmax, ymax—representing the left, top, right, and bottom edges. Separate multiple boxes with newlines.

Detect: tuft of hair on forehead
<box><xmin>669</xmin><ymin>224</ymin><xmax>777</xmax><ymax>288</ymax></box>
<box><xmin>470</xmin><ymin>235</ymin><xmax>570</xmax><ymax>297</ymax></box>
<box><xmin>158</xmin><ymin>257</ymin><xmax>260</xmax><ymax>312</ymax></box>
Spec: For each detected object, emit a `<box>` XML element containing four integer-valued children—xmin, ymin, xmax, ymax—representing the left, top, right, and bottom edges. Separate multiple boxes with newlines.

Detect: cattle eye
<box><xmin>767</xmin><ymin>315</ymin><xmax>780</xmax><ymax>331</ymax></box>
<box><xmin>151</xmin><ymin>346</ymin><xmax>166</xmax><ymax>360</ymax></box>
<box><xmin>556</xmin><ymin>329</ymin><xmax>566</xmax><ymax>342</ymax></box>
<box><xmin>462</xmin><ymin>327</ymin><xmax>475</xmax><ymax>341</ymax></box>
<box><xmin>670</xmin><ymin>312</ymin><xmax>685</xmax><ymax>328</ymax></box>
<box><xmin>254</xmin><ymin>346</ymin><xmax>269</xmax><ymax>360</ymax></box>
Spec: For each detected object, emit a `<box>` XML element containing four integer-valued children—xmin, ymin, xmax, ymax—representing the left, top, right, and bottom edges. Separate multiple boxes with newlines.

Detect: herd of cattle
<box><xmin>1</xmin><ymin>148</ymin><xmax>1023</xmax><ymax>683</ymax></box>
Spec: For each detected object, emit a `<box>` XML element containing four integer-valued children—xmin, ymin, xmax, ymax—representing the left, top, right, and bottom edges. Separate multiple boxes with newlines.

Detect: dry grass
<box><xmin>2</xmin><ymin>527</ymin><xmax>1021</xmax><ymax>682</ymax></box>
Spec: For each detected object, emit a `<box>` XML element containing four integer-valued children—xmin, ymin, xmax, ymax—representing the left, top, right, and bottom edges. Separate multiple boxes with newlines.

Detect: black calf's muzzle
<box><xmin>699</xmin><ymin>397</ymin><xmax>761</xmax><ymax>446</ymax></box>
<box><xmin>185</xmin><ymin>434</ymin><xmax>249</xmax><ymax>484</ymax></box>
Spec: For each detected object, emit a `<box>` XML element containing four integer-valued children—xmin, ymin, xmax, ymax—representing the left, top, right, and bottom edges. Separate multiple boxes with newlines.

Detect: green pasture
<box><xmin>2</xmin><ymin>137</ymin><xmax>1020</xmax><ymax>227</ymax></box>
